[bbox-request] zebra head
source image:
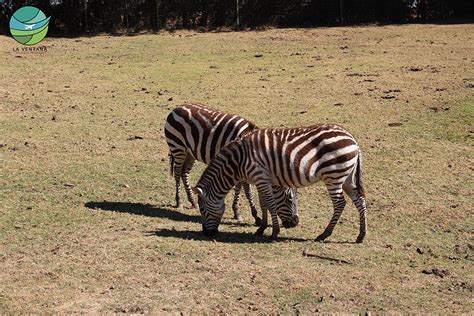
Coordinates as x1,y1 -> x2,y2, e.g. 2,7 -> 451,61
192,186 -> 225,237
273,187 -> 299,228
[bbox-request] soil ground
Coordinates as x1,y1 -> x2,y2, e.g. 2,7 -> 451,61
1,24 -> 473,313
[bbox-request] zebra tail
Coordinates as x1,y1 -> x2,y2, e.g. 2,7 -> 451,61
356,151 -> 366,198
169,153 -> 175,177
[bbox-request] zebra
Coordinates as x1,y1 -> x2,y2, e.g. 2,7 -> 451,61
192,124 -> 367,243
164,102 -> 299,227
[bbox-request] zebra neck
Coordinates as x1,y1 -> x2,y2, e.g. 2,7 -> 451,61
203,152 -> 241,202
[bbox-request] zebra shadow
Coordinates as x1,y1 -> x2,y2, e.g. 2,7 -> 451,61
84,201 -> 201,223
147,228 -> 308,244
85,201 -> 259,227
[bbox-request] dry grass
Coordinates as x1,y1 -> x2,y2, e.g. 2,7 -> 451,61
1,24 -> 473,313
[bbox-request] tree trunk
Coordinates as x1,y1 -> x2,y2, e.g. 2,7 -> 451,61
84,0 -> 88,32
156,0 -> 160,30
236,0 -> 240,29
339,0 -> 344,25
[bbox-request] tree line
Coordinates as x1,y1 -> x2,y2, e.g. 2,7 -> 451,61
1,0 -> 472,35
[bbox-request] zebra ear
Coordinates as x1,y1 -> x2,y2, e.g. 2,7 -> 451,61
192,186 -> 203,196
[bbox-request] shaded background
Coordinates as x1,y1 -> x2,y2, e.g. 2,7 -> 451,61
0,0 -> 473,35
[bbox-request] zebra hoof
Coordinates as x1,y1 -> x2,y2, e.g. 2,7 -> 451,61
254,217 -> 262,227
270,232 -> 280,241
268,236 -> 278,243
315,234 -> 328,242
175,203 -> 183,210
254,227 -> 266,236
355,235 -> 365,243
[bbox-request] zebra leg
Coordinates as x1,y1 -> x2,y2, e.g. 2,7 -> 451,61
315,183 -> 346,242
343,183 -> 368,243
181,154 -> 197,209
243,182 -> 262,226
172,154 -> 186,209
232,182 -> 244,222
255,182 -> 280,240
254,207 -> 268,236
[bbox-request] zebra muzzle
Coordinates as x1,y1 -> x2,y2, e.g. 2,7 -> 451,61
202,225 -> 218,237
292,215 -> 300,227
282,215 -> 300,228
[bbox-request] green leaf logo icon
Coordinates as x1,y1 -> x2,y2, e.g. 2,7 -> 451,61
9,6 -> 50,46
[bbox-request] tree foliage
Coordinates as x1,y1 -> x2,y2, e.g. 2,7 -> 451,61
0,0 -> 472,35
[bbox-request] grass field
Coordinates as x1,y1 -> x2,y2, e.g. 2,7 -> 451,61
1,24 -> 473,313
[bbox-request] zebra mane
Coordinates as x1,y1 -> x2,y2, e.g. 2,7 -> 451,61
218,137 -> 244,155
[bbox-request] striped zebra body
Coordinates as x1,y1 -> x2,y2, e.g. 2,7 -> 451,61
193,124 -> 367,242
164,102 -> 298,226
